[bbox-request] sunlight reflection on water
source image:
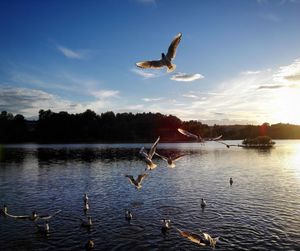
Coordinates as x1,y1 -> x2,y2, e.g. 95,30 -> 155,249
0,141 -> 299,250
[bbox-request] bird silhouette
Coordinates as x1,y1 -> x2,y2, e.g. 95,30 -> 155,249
136,33 -> 182,73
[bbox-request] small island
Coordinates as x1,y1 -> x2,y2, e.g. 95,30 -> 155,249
240,136 -> 276,149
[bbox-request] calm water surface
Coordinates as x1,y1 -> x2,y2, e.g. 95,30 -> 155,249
0,141 -> 299,250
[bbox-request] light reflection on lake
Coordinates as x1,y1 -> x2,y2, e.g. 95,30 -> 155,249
0,141 -> 299,250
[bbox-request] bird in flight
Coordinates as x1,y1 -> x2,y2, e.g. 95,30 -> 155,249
125,173 -> 148,189
139,136 -> 160,170
178,128 -> 222,142
136,33 -> 182,73
155,152 -> 185,168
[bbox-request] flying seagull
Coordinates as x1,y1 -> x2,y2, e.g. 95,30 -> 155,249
136,33 -> 182,73
178,128 -> 223,143
155,152 -> 185,168
139,136 -> 160,170
2,206 -> 61,221
125,173 -> 148,189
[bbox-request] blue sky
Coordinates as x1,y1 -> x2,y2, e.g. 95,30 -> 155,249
1,0 -> 300,124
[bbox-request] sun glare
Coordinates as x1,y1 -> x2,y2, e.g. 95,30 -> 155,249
271,88 -> 300,124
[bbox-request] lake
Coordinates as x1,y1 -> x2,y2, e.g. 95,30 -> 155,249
0,141 -> 299,250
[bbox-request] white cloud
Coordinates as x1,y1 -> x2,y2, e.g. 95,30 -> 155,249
170,72 -> 204,82
241,70 -> 262,75
57,45 -> 85,59
92,90 -> 119,99
274,59 -> 300,82
142,97 -> 163,102
182,94 -> 198,99
131,68 -> 158,79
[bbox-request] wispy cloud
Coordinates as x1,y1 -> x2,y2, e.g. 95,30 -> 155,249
92,90 -> 120,99
275,59 -> 300,82
241,70 -> 262,75
131,68 -> 158,79
57,45 -> 86,59
170,72 -> 204,82
142,97 -> 163,102
182,94 -> 198,99
260,13 -> 280,22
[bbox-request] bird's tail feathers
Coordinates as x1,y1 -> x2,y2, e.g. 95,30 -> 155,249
167,64 -> 176,72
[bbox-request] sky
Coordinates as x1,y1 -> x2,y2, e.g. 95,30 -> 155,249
1,0 -> 300,125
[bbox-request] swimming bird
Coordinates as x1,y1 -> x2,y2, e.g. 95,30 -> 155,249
35,220 -> 50,235
136,33 -> 182,73
83,193 -> 89,204
161,219 -> 171,233
230,177 -> 233,186
202,232 -> 220,249
84,201 -> 90,213
155,152 -> 185,168
85,240 -> 95,250
125,210 -> 133,221
139,136 -> 160,170
1,205 -> 8,216
176,228 -> 206,246
81,216 -> 92,228
125,173 -> 148,189
201,198 -> 207,208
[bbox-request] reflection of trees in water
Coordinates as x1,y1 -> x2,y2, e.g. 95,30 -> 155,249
36,148 -> 140,163
0,147 -> 26,164
35,147 -> 200,163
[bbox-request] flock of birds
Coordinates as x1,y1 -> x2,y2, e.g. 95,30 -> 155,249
1,33 -> 236,250
123,127 -> 234,249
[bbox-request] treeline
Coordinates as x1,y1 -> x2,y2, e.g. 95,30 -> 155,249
1,110 -> 300,143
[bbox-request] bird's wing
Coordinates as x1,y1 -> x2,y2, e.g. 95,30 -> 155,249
39,210 -> 61,220
166,33 -> 182,61
5,213 -> 30,219
139,147 -> 148,158
178,128 -> 198,140
205,135 -> 223,141
136,60 -> 165,69
148,136 -> 160,159
155,152 -> 168,162
216,141 -> 230,148
173,155 -> 185,162
137,173 -> 148,183
125,175 -> 135,185
177,228 -> 205,246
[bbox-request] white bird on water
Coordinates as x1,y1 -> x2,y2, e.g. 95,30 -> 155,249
125,210 -> 133,221
35,220 -> 50,234
81,216 -> 92,228
161,219 -> 171,232
201,198 -> 207,208
139,136 -> 160,170
83,193 -> 89,204
136,33 -> 182,73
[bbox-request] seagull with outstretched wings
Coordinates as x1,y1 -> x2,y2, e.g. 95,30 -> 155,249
155,152 -> 185,168
125,173 -> 148,189
139,136 -> 160,170
136,33 -> 182,73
